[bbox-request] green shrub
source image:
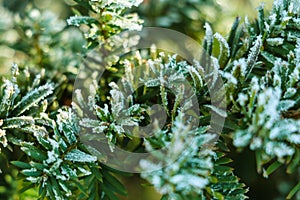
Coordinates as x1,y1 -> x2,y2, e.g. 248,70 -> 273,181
0,0 -> 299,199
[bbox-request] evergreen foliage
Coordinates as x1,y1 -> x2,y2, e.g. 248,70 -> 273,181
0,0 -> 299,199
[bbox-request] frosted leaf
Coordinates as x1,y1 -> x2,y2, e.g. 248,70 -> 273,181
250,77 -> 260,94
0,80 -> 18,117
265,142 -> 295,158
80,118 -> 102,128
21,168 -> 41,177
59,182 -> 72,197
292,18 -> 300,25
246,35 -> 262,79
144,79 -> 160,87
139,160 -> 163,172
288,64 -> 300,87
288,134 -> 300,144
109,13 -> 143,31
273,74 -> 282,87
64,149 -> 97,163
2,116 -> 34,130
214,33 -> 230,55
61,165 -> 77,179
232,58 -> 247,79
52,186 -> 63,200
284,88 -> 297,98
270,120 -> 298,140
204,23 -> 213,51
278,100 -> 295,111
233,130 -> 252,147
57,109 -> 78,145
237,93 -> 248,107
0,129 -> 7,149
26,176 -> 42,183
99,0 -> 143,9
269,13 -> 277,26
77,166 -> 92,176
49,159 -> 63,173
92,125 -> 108,134
12,83 -> 54,116
170,174 -> 208,190
45,150 -> 58,164
119,117 -> 139,126
55,174 -> 67,181
193,60 -> 205,77
250,137 -> 263,150
74,89 -> 86,108
140,111 -> 214,197
204,105 -> 227,118
48,138 -> 59,150
214,33 -> 230,65
257,88 -> 281,128
95,104 -> 110,120
109,88 -> 125,118
266,38 -> 284,46
205,57 -> 220,89
293,40 -> 300,67
187,65 -> 203,88
222,72 -> 238,85
110,123 -> 124,134
67,16 -> 96,27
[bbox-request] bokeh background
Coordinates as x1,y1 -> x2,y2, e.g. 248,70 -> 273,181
1,0 -> 297,200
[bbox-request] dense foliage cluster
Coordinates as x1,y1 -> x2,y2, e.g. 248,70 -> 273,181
0,0 -> 299,199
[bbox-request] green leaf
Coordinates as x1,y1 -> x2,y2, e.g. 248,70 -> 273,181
287,182 -> 300,199
91,167 -> 103,182
102,170 -> 127,195
257,4 -> 265,35
30,162 -> 47,171
11,161 -> 31,169
216,157 -> 233,165
101,184 -> 119,200
73,180 -> 89,197
19,183 -> 36,194
287,149 -> 300,174
263,161 -> 282,178
227,17 -> 241,51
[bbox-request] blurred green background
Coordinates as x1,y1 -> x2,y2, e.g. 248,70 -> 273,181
0,0 -> 272,75
1,0 -> 296,200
